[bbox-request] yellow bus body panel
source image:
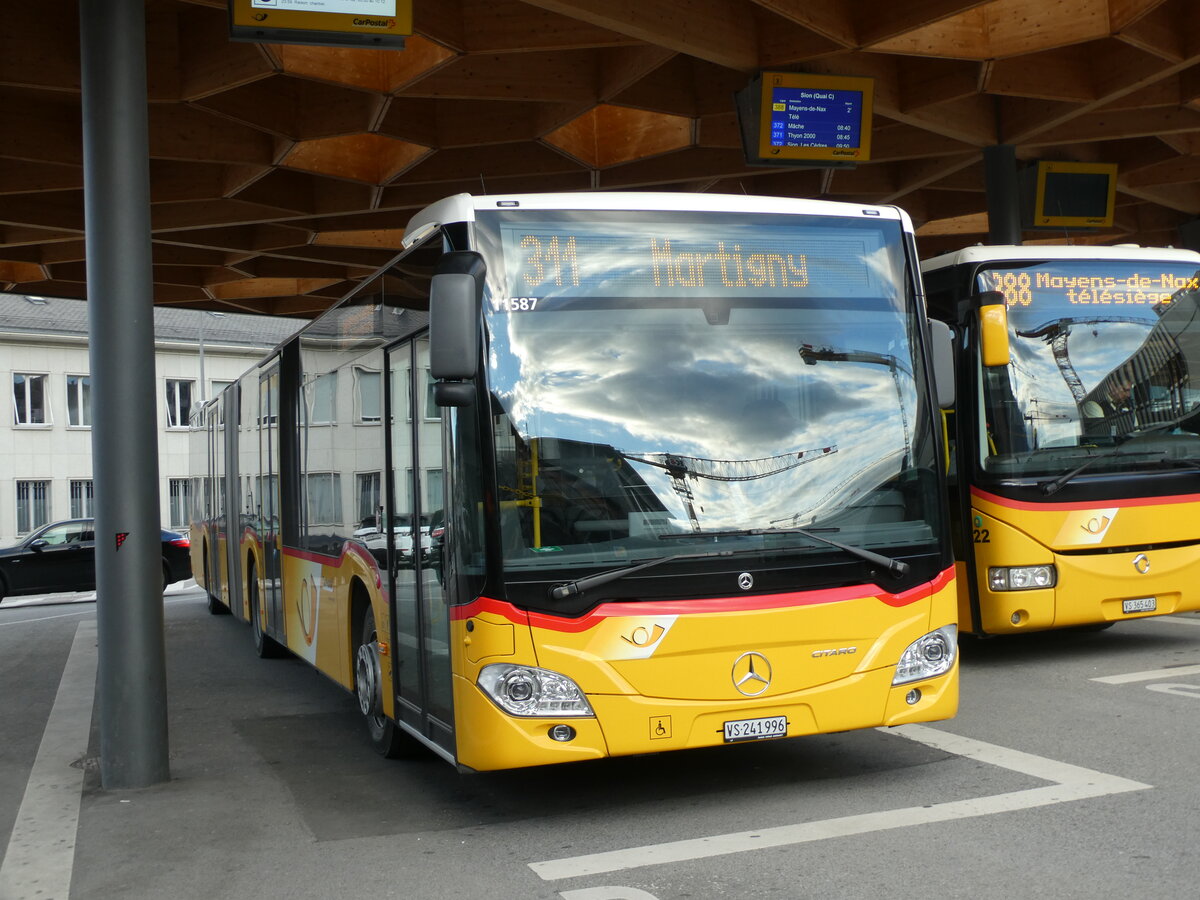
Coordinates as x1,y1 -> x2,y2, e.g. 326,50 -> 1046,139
969,488 -> 1200,632
280,547 -> 385,693
451,572 -> 958,772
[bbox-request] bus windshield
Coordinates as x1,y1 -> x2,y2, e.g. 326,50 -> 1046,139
976,260 -> 1200,479
473,208 -> 943,582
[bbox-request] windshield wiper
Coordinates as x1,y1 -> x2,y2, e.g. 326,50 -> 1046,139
660,526 -> 910,577
1040,448 -> 1168,496
548,550 -> 733,601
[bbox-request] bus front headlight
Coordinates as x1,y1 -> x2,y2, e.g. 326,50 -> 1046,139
893,625 -> 957,685
477,664 -> 594,717
988,564 -> 1056,591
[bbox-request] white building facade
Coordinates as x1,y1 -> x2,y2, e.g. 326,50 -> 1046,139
1,294 -> 305,545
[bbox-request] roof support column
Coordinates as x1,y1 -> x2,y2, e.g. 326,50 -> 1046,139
984,144 -> 1022,245
79,0 -> 170,788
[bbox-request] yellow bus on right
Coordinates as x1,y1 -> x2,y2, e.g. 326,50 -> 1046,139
921,244 -> 1200,635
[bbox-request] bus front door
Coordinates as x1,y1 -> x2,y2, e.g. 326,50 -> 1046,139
387,338 -> 454,758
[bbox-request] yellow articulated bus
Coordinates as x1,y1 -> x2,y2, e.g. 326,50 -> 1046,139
921,244 -> 1200,636
191,192 -> 959,772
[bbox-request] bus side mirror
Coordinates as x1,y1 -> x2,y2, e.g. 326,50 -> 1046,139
927,319 -> 955,409
976,291 -> 1011,367
430,251 -> 486,407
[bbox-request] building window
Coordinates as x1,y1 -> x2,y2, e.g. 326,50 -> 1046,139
304,372 -> 336,425
70,480 -> 95,518
355,367 -> 381,423
304,473 -> 341,526
169,478 -> 191,529
425,468 -> 444,514
423,368 -> 440,420
17,480 -> 50,533
66,375 -> 92,427
356,472 -> 381,527
165,379 -> 194,428
13,373 -> 49,425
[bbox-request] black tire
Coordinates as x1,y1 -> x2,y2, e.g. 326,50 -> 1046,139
162,561 -> 171,594
202,554 -> 229,615
249,564 -> 285,659
355,605 -> 417,758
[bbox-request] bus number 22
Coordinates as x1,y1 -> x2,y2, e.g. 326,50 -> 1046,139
973,528 -> 990,543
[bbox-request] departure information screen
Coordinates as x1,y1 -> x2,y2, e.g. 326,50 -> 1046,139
490,216 -> 898,308
978,262 -> 1200,309
767,87 -> 863,151
753,72 -> 873,163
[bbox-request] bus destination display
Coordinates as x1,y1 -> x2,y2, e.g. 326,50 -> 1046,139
981,265 -> 1200,309
495,221 -> 890,308
755,73 -> 873,163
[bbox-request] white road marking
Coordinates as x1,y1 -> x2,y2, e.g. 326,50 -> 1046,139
0,609 -> 97,629
1146,683 -> 1200,698
0,593 -> 96,608
1091,663 -> 1200,684
529,723 -> 1149,881
0,620 -> 98,899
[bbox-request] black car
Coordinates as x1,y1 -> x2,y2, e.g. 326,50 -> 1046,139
0,519 -> 192,604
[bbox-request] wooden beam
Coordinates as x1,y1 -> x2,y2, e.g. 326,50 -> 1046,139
606,55 -> 700,117
519,0 -> 759,71
1121,155 -> 1200,187
0,192 -> 85,233
750,0 -> 856,47
877,152 -> 981,203
460,0 -> 639,52
312,229 -> 406,250
1022,106 -> 1200,146
983,46 -> 1095,102
401,142 -> 587,184
0,160 -> 82,195
595,147 -> 762,188
898,58 -> 982,111
985,0 -> 1110,58
148,105 -> 277,165
0,91 -> 83,167
1113,0 -> 1185,61
404,51 -> 600,102
194,77 -> 385,142
1005,42 -> 1200,144
0,7 -> 79,92
599,44 -> 678,101
1118,181 -> 1200,214
854,0 -> 994,48
756,14 -> 848,67
1109,0 -> 1172,31
176,2 -> 277,101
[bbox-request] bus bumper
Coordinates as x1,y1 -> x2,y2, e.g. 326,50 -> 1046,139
452,662 -> 958,772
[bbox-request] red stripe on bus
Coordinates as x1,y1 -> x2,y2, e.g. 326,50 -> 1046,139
452,566 -> 954,632
971,486 -> 1200,512
281,543 -> 383,589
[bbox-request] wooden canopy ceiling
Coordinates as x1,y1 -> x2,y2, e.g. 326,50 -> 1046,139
3,0 -> 1200,316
